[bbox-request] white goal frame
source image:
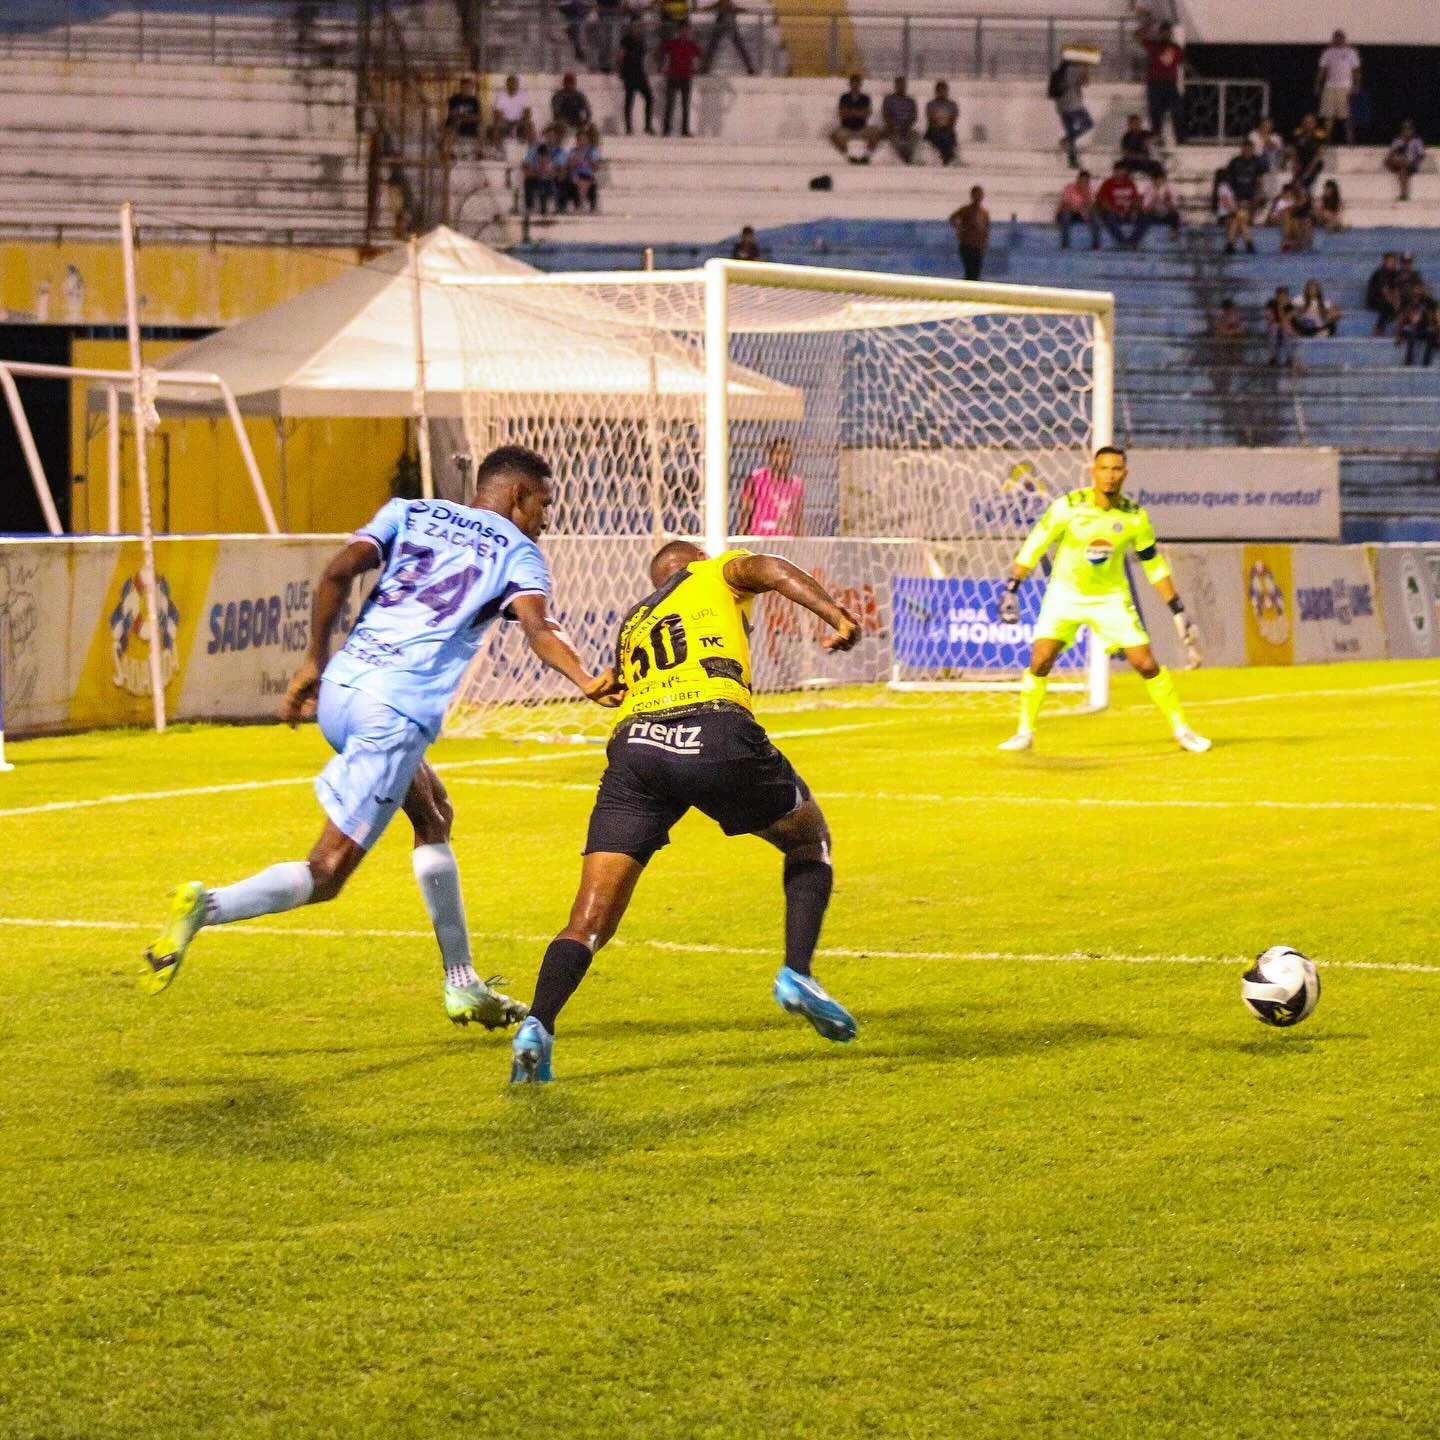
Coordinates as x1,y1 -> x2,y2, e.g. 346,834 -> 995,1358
439,256 -> 1117,727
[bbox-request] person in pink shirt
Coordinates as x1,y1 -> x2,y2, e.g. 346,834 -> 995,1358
738,438 -> 804,535
1056,169 -> 1100,250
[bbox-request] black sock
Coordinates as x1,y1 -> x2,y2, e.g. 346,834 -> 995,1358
782,855 -> 833,977
530,937 -> 593,1034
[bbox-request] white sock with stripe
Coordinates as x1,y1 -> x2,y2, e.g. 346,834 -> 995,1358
205,861 -> 314,925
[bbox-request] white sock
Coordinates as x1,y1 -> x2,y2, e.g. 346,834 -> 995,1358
412,843 -> 473,979
205,861 -> 314,925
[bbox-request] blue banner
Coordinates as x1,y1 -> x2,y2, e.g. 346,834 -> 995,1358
890,576 -> 1084,672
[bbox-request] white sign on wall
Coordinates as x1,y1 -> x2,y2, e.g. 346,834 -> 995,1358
1126,449 -> 1340,541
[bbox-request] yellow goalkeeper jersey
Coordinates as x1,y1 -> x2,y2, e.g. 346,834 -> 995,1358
614,549 -> 756,720
1014,487 -> 1169,597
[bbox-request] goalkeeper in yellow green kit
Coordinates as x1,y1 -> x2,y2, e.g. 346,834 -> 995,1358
996,446 -> 1210,753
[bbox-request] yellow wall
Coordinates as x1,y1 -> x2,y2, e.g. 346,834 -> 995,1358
1,240 -> 370,328
72,339 -> 405,536
0,240 -> 409,534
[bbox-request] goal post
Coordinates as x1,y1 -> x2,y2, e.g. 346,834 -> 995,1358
440,259 -> 1115,739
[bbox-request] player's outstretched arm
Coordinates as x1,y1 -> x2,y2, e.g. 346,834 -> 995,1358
282,539 -> 381,726
723,553 -> 861,651
510,593 -> 622,705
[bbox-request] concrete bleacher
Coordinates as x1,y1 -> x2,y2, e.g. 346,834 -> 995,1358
0,56 -> 368,242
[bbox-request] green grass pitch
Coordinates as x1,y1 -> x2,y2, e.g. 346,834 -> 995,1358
2,660 -> 1438,1439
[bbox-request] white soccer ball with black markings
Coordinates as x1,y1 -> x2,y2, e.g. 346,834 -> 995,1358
1241,946 -> 1321,1028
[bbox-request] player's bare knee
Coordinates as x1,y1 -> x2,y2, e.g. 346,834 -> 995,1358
1130,648 -> 1160,679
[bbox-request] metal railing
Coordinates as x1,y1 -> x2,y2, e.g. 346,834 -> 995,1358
0,0 -> 363,66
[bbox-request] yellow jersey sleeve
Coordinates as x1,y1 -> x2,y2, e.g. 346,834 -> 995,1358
615,549 -> 757,719
1133,506 -> 1172,584
1014,496 -> 1067,570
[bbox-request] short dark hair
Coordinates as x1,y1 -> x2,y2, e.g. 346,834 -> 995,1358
475,444 -> 551,491
1094,445 -> 1126,460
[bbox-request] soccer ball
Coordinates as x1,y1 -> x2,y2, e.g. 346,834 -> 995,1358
1240,946 -> 1321,1028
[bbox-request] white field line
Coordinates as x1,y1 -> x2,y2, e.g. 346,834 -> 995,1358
0,720 -> 898,821
4,914 -> 1437,975
448,776 -> 1436,813
0,677 -> 1432,821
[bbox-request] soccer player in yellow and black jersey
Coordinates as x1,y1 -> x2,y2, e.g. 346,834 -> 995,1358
510,541 -> 862,1083
996,445 -> 1210,754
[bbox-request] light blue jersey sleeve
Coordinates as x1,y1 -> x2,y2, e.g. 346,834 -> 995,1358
324,500 -> 553,738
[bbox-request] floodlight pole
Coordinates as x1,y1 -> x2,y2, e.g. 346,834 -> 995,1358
121,201 -> 167,734
1086,303 -> 1117,713
702,259 -> 730,553
410,235 -> 435,501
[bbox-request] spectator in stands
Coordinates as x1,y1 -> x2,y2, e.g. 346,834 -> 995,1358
1385,121 -> 1425,202
488,74 -> 534,148
618,18 -> 654,135
551,129 -> 577,212
1096,161 -> 1146,250
924,81 -> 960,166
1137,18 -> 1185,147
1366,251 -> 1402,334
1290,114 -> 1327,190
1314,29 -> 1361,146
831,74 -> 874,162
1212,167 -> 1236,230
1293,279 -> 1340,337
1118,114 -> 1163,179
701,0 -> 754,75
1142,167 -> 1182,239
662,20 -> 704,138
1222,139 -> 1264,254
737,438 -> 804,535
1272,181 -> 1314,252
551,72 -> 593,136
1265,285 -> 1297,366
731,225 -> 762,260
442,76 -> 481,158
594,0 -> 624,71
1211,298 -> 1246,340
1248,116 -> 1285,205
523,126 -> 561,214
1395,287 -> 1439,367
568,125 -> 602,212
1051,57 -> 1093,169
874,77 -> 919,164
1056,170 -> 1100,250
1318,178 -> 1344,230
556,0 -> 592,65
949,186 -> 991,280
658,0 -> 690,46
1397,252 -> 1425,299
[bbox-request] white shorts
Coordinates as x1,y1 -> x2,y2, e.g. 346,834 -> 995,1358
315,680 -> 430,850
1319,87 -> 1350,122
1034,585 -> 1151,652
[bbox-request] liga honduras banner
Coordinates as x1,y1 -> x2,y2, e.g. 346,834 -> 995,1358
890,576 -> 1084,674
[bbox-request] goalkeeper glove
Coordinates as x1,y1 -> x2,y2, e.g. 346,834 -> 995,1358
1168,597 -> 1203,668
997,577 -> 1021,625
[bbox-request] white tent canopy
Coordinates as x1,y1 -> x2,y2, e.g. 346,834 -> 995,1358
150,227 -> 802,422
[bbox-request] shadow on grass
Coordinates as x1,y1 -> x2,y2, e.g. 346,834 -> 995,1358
1192,1029 -> 1364,1058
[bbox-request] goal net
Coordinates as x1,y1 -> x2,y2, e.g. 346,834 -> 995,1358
442,261 -> 1114,740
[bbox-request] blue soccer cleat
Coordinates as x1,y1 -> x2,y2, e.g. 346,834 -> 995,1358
774,966 -> 857,1043
510,1016 -> 554,1083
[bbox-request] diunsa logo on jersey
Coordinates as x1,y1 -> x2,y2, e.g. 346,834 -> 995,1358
1084,538 -> 1115,565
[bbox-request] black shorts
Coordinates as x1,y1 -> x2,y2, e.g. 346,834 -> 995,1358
584,702 -> 811,864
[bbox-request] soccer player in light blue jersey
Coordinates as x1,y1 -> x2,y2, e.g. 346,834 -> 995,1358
142,445 -> 621,1027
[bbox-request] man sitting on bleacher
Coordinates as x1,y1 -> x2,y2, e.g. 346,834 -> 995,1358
1056,170 -> 1100,250
551,73 -> 593,138
487,75 -> 534,149
1096,162 -> 1147,250
830,74 -> 873,162
875,76 -> 919,165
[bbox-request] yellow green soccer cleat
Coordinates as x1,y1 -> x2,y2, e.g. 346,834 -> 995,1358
444,975 -> 529,1029
141,881 -> 207,994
